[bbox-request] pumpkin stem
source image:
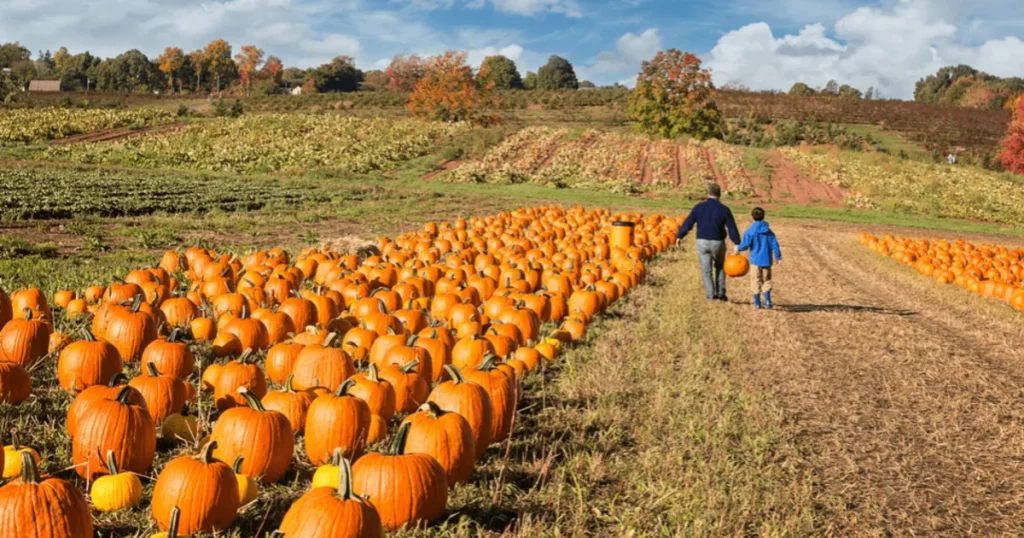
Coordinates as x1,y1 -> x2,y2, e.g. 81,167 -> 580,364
478,354 -> 499,371
406,334 -> 419,346
115,385 -> 134,404
19,451 -> 39,484
283,374 -> 296,393
390,421 -> 412,456
107,372 -> 128,387
106,450 -> 120,475
10,430 -> 20,450
323,332 -> 338,348
21,308 -> 32,321
443,364 -> 465,384
337,456 -> 361,502
400,359 -> 420,375
238,387 -> 266,412
130,294 -> 144,313
335,378 -> 357,397
367,364 -> 380,383
167,506 -> 181,538
329,447 -> 343,466
81,328 -> 96,342
197,441 -> 218,463
237,349 -> 254,364
420,401 -> 444,419
167,328 -> 182,344
145,362 -> 161,377
232,455 -> 245,474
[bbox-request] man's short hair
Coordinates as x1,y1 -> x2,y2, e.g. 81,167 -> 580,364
707,183 -> 722,198
752,207 -> 765,221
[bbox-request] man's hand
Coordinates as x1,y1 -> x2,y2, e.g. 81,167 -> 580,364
675,238 -> 685,249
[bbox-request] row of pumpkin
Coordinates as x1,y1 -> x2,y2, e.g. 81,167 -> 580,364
0,206 -> 680,537
858,232 -> 1024,309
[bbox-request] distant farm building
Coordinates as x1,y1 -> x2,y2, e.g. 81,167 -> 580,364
290,86 -> 303,96
28,80 -> 62,92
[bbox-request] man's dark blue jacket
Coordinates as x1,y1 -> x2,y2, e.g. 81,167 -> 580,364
676,197 -> 742,244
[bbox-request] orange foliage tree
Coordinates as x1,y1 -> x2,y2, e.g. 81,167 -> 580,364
235,45 -> 264,96
626,49 -> 722,140
1000,97 -> 1024,175
156,47 -> 185,92
407,51 -> 497,124
386,54 -> 426,92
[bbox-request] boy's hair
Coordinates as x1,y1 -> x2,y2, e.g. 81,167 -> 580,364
751,207 -> 765,221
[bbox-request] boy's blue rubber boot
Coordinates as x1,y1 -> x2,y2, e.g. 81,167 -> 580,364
764,291 -> 773,309
753,294 -> 762,309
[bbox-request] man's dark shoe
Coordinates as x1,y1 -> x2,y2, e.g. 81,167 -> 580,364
718,295 -> 728,302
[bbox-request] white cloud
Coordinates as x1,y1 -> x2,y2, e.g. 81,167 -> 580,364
466,0 -> 582,18
467,44 -> 525,66
577,28 -> 661,84
707,0 -> 1024,99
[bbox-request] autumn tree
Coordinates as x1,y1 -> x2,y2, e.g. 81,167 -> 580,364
187,49 -> 206,92
789,82 -> 816,96
362,70 -> 388,91
536,56 -> 578,90
407,51 -> 496,124
477,55 -> 522,90
261,56 -> 284,85
157,47 -> 185,92
1000,97 -> 1024,175
385,54 -> 426,92
204,39 -> 234,94
626,49 -> 722,140
235,45 -> 264,95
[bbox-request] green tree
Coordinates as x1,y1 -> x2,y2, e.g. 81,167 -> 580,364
310,56 -> 363,92
523,71 -> 538,90
536,55 -> 578,90
477,55 -> 523,90
626,49 -> 722,140
96,49 -> 158,92
579,80 -> 596,89
0,42 -> 31,69
838,84 -> 863,99
788,82 -> 816,96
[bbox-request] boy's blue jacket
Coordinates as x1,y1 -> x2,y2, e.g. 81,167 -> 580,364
736,221 -> 782,267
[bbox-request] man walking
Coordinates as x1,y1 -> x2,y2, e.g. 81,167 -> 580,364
675,183 -> 742,301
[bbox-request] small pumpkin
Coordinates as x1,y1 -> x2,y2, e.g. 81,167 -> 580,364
0,309 -> 51,369
130,362 -> 189,425
105,295 -> 158,363
261,374 -> 315,435
212,387 -> 295,484
291,334 -> 356,392
0,452 -> 94,538
90,450 -> 143,512
2,432 -> 41,479
351,421 -> 448,531
232,456 -> 259,506
140,329 -> 194,381
213,351 -> 268,412
347,364 -> 397,422
724,255 -> 750,278
304,379 -> 371,464
401,401 -> 476,486
264,342 -> 304,385
378,360 -> 430,414
151,441 -> 240,534
279,455 -> 383,538
163,402 -> 202,444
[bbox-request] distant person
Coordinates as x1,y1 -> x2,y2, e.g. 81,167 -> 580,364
735,207 -> 782,309
676,183 -> 742,301
947,153 -> 956,165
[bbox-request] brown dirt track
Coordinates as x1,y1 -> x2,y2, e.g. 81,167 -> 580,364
735,222 -> 1024,536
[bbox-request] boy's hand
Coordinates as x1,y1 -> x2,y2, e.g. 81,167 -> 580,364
775,259 -> 782,268
733,247 -> 740,254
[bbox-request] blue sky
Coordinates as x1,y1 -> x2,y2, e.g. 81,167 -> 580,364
1,0 -> 1023,98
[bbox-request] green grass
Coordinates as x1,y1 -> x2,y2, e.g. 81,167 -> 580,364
842,124 -> 931,161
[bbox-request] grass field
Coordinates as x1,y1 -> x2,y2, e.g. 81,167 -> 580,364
2,103 -> 1024,537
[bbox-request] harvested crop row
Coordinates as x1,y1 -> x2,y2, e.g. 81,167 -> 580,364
0,206 -> 680,536
859,232 -> 1024,309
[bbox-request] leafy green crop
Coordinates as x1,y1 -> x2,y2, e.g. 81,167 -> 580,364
0,108 -> 171,145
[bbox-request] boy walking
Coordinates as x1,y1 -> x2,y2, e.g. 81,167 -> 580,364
734,207 -> 782,309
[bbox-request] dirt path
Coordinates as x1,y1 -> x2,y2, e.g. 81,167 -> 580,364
737,223 -> 1024,536
51,122 -> 186,145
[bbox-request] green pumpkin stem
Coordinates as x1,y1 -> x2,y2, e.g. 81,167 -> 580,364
400,359 -> 420,375
478,354 -> 499,371
21,308 -> 32,321
167,328 -> 182,344
420,401 -> 444,419
337,457 -> 361,502
390,421 -> 412,456
367,364 -> 380,383
130,294 -> 144,313
329,447 -> 343,467
106,450 -> 120,475
20,451 -> 39,484
232,455 -> 245,474
335,378 -> 357,397
237,349 -> 254,364
167,506 -> 181,538
115,385 -> 134,404
108,372 -> 128,387
197,441 -> 218,463
323,332 -> 338,348
10,430 -> 20,450
238,388 -> 266,412
145,362 -> 161,377
443,364 -> 465,384
406,335 -> 419,346
283,374 -> 296,393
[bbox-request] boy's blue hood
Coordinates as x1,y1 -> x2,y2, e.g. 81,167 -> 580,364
748,221 -> 771,235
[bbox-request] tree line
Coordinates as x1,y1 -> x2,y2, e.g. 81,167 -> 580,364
0,40 -> 595,99
914,65 -> 1024,113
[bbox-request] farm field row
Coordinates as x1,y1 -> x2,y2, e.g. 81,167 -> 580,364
0,108 -> 172,146
0,206 -> 685,536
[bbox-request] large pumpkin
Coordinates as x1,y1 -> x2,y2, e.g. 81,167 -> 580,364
723,255 -> 750,278
151,442 -> 240,534
460,355 -> 517,443
351,422 -> 448,531
0,452 -> 93,538
71,385 -> 156,480
0,309 -> 50,369
65,374 -> 146,439
261,374 -> 314,435
212,388 -> 294,484
0,361 -> 31,405
279,456 -> 383,538
304,379 -> 371,464
104,296 -> 158,363
401,402 -> 475,486
57,334 -> 122,392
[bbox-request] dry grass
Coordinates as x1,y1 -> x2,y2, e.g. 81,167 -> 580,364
738,223 -> 1024,536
